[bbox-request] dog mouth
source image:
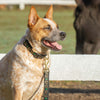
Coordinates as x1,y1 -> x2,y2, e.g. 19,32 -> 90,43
42,39 -> 62,51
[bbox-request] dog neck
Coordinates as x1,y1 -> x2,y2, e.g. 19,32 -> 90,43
25,28 -> 50,56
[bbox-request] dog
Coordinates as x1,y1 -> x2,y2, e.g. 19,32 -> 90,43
0,5 -> 66,100
74,0 -> 100,54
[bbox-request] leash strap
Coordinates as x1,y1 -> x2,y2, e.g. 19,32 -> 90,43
44,68 -> 49,100
43,56 -> 50,100
28,76 -> 44,100
23,39 -> 50,100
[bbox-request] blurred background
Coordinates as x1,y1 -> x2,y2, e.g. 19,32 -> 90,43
0,0 -> 76,54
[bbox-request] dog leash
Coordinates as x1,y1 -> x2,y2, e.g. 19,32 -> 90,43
23,39 -> 50,100
28,56 -> 50,100
43,55 -> 50,100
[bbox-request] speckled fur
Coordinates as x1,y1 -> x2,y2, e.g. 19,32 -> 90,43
0,30 -> 50,100
0,6 -> 54,100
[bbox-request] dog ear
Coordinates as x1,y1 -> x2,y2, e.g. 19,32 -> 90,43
45,5 -> 53,20
75,0 -> 83,5
28,6 -> 39,27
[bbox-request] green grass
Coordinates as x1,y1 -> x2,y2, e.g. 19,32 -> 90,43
0,5 -> 76,54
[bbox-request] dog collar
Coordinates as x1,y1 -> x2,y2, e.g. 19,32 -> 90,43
23,39 -> 47,59
23,40 -> 50,100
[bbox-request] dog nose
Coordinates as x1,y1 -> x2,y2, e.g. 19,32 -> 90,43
60,32 -> 66,39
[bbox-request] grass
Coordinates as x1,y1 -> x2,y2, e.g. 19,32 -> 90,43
0,5 -> 76,54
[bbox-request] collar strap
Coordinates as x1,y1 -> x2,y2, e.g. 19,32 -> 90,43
23,39 -> 47,59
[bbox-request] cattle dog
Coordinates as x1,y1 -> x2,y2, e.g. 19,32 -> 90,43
0,5 -> 66,100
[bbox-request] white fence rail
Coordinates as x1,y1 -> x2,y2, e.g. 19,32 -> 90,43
0,54 -> 100,81
0,0 -> 76,10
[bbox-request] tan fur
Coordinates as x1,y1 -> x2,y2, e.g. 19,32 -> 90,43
45,5 -> 53,20
0,5 -> 53,100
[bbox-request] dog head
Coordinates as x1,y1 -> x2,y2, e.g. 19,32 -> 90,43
28,5 -> 66,51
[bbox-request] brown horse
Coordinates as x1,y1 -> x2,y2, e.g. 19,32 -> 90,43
74,0 -> 100,54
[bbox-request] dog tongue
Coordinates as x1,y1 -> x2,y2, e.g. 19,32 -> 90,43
44,40 -> 62,50
50,42 -> 62,50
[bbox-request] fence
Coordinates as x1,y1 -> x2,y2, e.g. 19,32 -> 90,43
0,0 -> 76,10
0,54 -> 100,81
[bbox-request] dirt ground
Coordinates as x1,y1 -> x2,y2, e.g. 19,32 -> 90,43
49,81 -> 100,100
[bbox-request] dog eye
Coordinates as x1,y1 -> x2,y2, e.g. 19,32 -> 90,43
44,25 -> 51,30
